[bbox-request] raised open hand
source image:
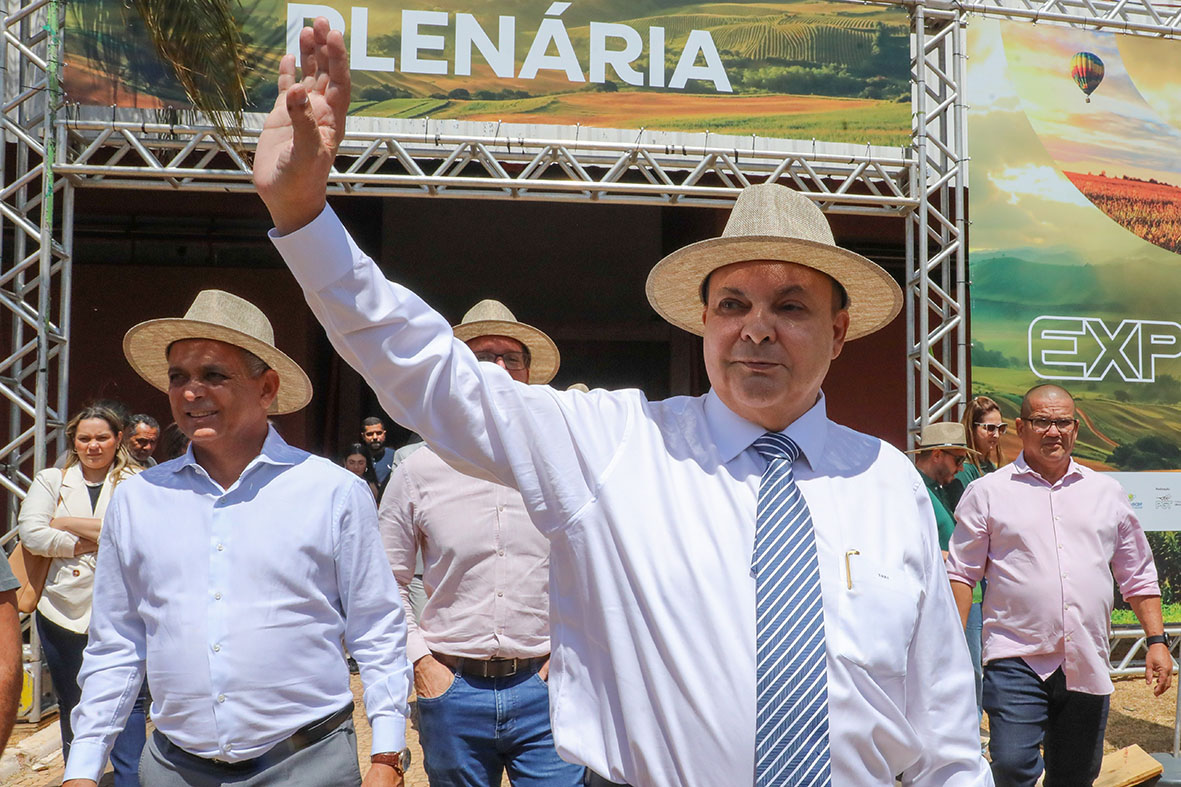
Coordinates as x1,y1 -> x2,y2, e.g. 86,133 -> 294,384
253,17 -> 351,235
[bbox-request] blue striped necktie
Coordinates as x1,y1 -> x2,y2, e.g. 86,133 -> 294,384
751,432 -> 831,786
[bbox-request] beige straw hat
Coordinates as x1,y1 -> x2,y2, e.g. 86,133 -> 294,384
123,289 -> 313,415
452,300 -> 560,384
904,422 -> 981,455
646,182 -> 902,340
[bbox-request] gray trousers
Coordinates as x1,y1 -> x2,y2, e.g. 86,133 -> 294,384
139,720 -> 361,786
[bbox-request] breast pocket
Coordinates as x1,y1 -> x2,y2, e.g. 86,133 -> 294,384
831,578 -> 918,678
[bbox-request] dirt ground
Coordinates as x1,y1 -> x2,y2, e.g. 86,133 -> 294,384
7,675 -> 1178,785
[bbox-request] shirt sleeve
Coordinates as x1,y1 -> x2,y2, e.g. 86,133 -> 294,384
0,551 -> 19,592
270,205 -> 630,535
377,463 -> 431,664
901,480 -> 993,786
63,491 -> 148,783
946,481 -> 990,588
1110,485 -> 1160,600
17,469 -> 79,558
335,477 -> 413,755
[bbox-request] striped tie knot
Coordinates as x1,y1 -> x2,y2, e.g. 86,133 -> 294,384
752,432 -> 801,465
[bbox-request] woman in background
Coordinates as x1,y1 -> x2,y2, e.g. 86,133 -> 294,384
18,404 -> 147,785
343,442 -> 380,501
948,394 -> 1008,727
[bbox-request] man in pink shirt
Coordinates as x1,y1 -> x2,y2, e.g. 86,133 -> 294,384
947,383 -> 1172,786
378,300 -> 584,787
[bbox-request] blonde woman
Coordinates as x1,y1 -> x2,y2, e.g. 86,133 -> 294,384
18,405 -> 145,785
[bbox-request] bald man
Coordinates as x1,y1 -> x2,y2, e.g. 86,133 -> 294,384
947,384 -> 1170,787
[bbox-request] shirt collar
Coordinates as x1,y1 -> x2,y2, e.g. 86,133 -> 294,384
168,425 -> 299,477
919,468 -> 940,491
1010,451 -> 1084,485
705,389 -> 829,469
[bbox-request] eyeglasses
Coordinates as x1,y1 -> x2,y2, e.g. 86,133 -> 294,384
474,351 -> 530,371
974,422 -> 1007,435
1025,417 -> 1078,434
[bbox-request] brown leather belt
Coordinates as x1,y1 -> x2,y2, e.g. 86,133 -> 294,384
433,651 -> 548,679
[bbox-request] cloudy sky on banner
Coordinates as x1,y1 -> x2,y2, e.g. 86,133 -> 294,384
965,19 -> 1180,259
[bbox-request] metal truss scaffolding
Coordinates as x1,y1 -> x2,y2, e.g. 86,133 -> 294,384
906,0 -> 1181,440
2,0 -> 69,722
2,0 -> 1180,720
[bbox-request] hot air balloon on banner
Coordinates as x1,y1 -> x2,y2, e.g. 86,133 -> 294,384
1071,52 -> 1104,102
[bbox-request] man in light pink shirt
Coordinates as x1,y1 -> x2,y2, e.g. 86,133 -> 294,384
378,300 -> 583,787
947,383 -> 1171,787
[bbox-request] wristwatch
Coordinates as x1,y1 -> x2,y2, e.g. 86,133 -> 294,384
370,748 -> 412,775
1146,633 -> 1171,649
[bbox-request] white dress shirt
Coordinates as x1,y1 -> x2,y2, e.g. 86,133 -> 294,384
273,206 -> 990,787
64,427 -> 412,782
381,446 -> 551,664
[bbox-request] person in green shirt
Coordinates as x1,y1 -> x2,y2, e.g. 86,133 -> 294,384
907,423 -> 979,554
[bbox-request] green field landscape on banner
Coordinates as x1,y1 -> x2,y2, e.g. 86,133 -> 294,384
64,0 -> 911,144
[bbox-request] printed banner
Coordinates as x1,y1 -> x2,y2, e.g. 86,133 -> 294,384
64,0 -> 910,145
967,19 -> 1181,613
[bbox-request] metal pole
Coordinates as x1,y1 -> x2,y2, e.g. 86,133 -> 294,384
913,2 -> 932,435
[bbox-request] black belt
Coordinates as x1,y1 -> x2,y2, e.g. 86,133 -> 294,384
159,701 -> 355,772
433,651 -> 547,679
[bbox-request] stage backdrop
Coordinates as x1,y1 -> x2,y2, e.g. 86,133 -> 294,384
64,0 -> 910,145
967,19 -> 1181,617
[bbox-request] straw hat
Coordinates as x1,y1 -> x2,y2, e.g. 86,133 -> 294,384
123,290 -> 312,415
645,182 -> 902,340
452,300 -> 560,384
904,422 -> 981,455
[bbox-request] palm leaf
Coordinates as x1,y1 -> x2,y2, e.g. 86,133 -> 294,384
126,0 -> 247,149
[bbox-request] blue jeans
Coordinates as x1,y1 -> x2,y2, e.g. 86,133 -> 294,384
983,658 -> 1109,787
966,602 -> 984,720
416,664 -> 585,787
37,612 -> 149,787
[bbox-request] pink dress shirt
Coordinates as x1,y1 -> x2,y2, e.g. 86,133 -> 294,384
947,453 -> 1159,694
379,445 -> 551,664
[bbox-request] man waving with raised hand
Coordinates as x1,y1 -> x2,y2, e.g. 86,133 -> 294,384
255,19 -> 991,787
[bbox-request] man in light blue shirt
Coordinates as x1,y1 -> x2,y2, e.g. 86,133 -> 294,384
62,290 -> 412,787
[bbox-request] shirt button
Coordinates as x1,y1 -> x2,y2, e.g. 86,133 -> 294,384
217,544 -> 225,552
214,592 -> 222,600
498,550 -> 505,557
497,505 -> 505,512
497,591 -> 504,597
217,694 -> 226,703
72,569 -> 81,577
225,744 -> 233,752
213,644 -> 222,653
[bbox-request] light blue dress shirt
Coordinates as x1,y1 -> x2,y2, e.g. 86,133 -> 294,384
271,206 -> 991,787
63,427 -> 411,782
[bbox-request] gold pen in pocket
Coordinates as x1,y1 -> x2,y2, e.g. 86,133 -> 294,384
845,549 -> 860,590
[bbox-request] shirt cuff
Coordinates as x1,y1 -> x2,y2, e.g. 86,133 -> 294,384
945,570 -> 977,588
267,204 -> 357,293
62,739 -> 108,783
406,633 -> 431,665
368,714 -> 408,756
1120,579 -> 1162,599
